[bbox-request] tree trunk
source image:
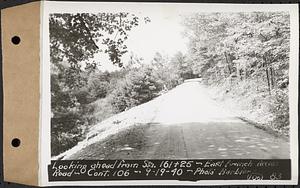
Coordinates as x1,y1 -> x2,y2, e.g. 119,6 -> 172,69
224,52 -> 232,75
270,67 -> 275,88
263,56 -> 271,95
266,68 -> 271,94
256,73 -> 259,91
236,62 -> 243,81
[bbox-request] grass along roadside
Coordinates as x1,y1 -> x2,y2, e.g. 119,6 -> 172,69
204,79 -> 290,138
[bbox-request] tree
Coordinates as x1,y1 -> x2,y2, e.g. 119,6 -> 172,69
183,12 -> 290,90
50,13 -> 149,156
182,12 -> 290,133
110,66 -> 163,112
170,52 -> 195,80
87,71 -> 111,100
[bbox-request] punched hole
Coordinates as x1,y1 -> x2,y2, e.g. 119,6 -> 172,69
11,138 -> 21,147
11,36 -> 21,45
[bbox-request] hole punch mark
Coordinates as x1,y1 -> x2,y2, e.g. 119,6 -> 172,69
11,138 -> 21,147
11,36 -> 21,45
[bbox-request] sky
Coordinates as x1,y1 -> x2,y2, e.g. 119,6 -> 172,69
93,12 -> 189,71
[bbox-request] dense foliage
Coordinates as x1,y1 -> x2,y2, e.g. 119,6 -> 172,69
110,67 -> 162,112
50,13 -> 150,156
183,12 -> 290,133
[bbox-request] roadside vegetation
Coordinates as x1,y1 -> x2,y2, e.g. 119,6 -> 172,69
182,12 -> 290,136
50,12 -> 290,156
50,13 -> 195,156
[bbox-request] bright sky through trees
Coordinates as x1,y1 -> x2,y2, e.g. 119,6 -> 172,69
94,12 -> 188,71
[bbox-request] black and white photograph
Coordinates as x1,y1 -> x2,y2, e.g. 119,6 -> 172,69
40,2 -> 299,185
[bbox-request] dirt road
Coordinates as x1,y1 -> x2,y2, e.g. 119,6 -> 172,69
66,82 -> 289,160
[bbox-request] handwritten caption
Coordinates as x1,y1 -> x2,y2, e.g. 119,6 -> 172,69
48,159 -> 290,181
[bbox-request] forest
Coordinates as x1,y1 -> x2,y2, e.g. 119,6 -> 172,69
183,12 -> 290,134
50,12 -> 290,156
